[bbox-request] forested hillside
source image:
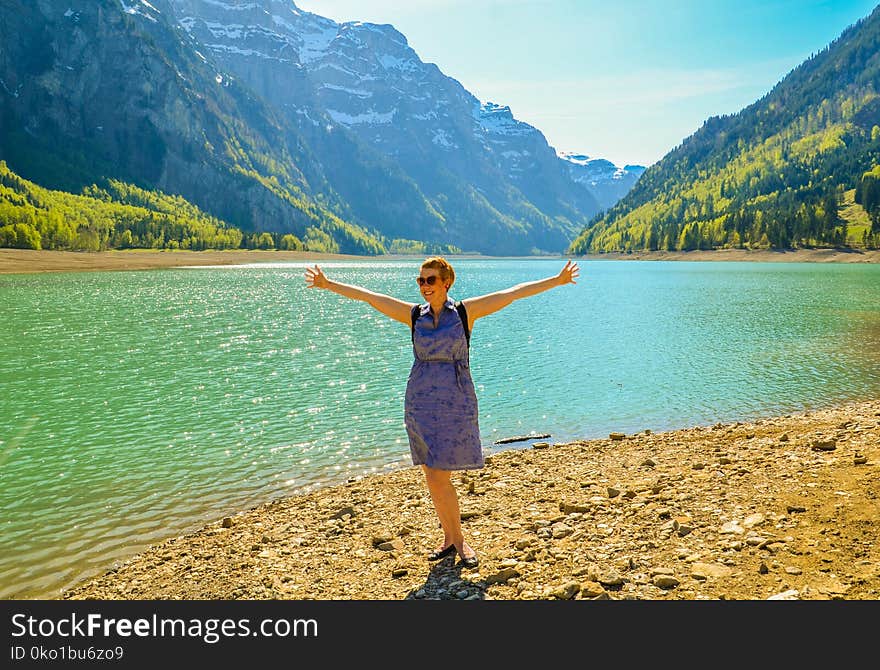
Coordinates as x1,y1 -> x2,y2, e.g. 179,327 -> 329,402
569,6 -> 880,254
0,161 -> 463,255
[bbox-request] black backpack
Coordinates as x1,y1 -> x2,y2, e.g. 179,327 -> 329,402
411,301 -> 470,346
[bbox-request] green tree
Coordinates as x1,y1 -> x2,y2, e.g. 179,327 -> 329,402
0,223 -> 41,249
255,232 -> 275,250
279,233 -> 302,250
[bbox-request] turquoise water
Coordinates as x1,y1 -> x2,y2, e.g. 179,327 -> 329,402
1,258 -> 879,599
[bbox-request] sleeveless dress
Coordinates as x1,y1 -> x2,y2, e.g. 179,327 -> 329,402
405,298 -> 484,470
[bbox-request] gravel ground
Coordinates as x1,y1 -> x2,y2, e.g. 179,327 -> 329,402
62,399 -> 880,601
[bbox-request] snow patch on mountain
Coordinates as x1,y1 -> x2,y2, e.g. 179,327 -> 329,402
378,54 -> 419,73
558,151 -> 644,184
327,108 -> 396,125
120,0 -> 160,22
296,21 -> 338,64
320,83 -> 372,98
474,102 -> 535,137
201,1 -> 261,11
432,129 -> 457,148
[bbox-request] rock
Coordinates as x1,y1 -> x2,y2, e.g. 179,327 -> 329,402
550,522 -> 573,538
854,454 -> 868,465
653,575 -> 680,589
550,581 -> 580,600
812,439 -> 837,451
720,521 -> 745,534
559,502 -> 591,514
329,506 -> 357,520
221,517 -> 233,528
579,581 -> 606,598
743,513 -> 765,528
609,432 -> 626,441
486,567 -> 520,585
767,589 -> 800,600
375,539 -> 405,552
691,563 -> 732,580
598,570 -> 625,587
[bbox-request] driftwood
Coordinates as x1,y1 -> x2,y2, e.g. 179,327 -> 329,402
493,433 -> 551,445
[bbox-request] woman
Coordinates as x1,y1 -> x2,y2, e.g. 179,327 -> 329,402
305,257 -> 579,569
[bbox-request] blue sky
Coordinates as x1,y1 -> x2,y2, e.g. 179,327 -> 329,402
295,0 -> 879,167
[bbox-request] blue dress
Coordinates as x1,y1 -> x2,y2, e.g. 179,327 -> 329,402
405,298 -> 484,470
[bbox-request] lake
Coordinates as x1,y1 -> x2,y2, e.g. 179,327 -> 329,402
1,258 -> 879,599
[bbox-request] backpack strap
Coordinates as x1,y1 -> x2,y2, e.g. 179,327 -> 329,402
455,300 -> 471,347
410,301 -> 471,347
410,304 -> 420,343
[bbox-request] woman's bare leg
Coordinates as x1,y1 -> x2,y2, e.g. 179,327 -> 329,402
422,465 -> 476,559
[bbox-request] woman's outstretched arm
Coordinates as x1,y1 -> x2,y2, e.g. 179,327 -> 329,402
462,260 -> 579,328
305,264 -> 414,325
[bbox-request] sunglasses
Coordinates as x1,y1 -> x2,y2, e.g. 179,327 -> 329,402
417,275 -> 440,286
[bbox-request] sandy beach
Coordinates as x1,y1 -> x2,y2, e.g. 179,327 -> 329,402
588,248 -> 880,263
0,248 -> 377,274
62,398 -> 880,601
1,247 -> 879,274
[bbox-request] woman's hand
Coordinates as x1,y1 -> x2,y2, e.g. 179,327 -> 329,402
557,259 -> 580,285
305,264 -> 330,289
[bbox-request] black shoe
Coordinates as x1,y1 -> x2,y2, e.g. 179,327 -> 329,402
428,544 -> 456,561
457,548 -> 479,569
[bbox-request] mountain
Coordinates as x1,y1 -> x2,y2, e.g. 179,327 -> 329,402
0,0 -> 639,255
162,0 -> 608,254
557,152 -> 646,211
0,0 -> 399,254
568,5 -> 880,254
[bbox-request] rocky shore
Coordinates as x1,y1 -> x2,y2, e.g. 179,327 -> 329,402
62,399 -> 880,601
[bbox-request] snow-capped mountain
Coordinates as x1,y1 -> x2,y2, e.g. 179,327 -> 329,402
558,152 -> 646,211
166,0 -> 616,252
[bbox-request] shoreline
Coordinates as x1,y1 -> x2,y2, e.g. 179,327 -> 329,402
60,396 -> 880,601
585,247 -> 880,263
1,247 -> 878,274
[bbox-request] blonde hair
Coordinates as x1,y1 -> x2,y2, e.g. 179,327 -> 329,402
421,256 -> 455,288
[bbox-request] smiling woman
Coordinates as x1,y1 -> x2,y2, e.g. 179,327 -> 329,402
304,256 -> 579,568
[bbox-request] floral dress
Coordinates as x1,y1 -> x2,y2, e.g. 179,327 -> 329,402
404,298 -> 483,470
